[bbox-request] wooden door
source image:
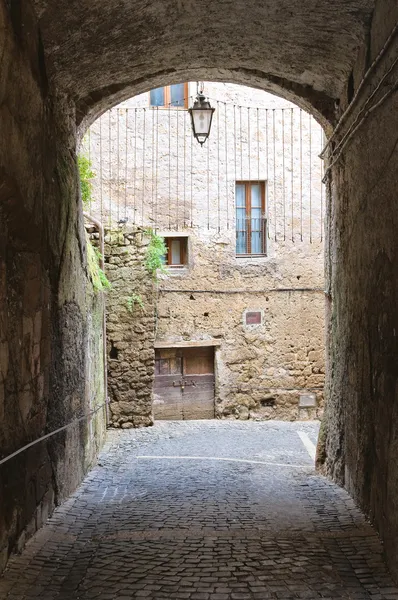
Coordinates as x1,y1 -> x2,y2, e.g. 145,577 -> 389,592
153,348 -> 184,420
153,347 -> 215,420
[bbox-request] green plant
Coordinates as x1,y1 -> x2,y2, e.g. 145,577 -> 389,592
144,229 -> 168,279
94,246 -> 103,263
126,294 -> 145,313
98,268 -> 112,291
86,236 -> 111,292
78,154 -> 95,206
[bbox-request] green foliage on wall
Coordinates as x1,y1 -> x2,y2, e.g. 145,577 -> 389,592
126,294 -> 145,313
78,154 -> 95,206
87,236 -> 111,292
144,229 -> 167,280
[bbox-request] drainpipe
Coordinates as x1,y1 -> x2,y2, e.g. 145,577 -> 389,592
83,212 -> 109,427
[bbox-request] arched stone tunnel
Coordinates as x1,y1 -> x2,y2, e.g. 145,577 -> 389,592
1,0 -> 398,589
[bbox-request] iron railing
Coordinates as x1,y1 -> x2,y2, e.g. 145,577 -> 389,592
236,217 -> 267,256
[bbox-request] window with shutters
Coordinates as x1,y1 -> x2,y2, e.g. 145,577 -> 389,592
149,83 -> 189,108
164,237 -> 188,267
235,181 -> 267,256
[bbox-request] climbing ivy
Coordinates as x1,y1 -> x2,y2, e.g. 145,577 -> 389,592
78,154 -> 95,206
86,236 -> 111,292
144,229 -> 167,279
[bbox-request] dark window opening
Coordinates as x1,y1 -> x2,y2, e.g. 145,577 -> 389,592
236,181 -> 267,256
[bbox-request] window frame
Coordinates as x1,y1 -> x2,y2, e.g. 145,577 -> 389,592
164,236 -> 188,268
235,180 -> 267,257
149,83 -> 189,109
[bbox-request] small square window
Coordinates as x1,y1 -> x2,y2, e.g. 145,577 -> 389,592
164,237 -> 188,267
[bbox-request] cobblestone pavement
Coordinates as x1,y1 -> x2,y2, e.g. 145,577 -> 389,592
1,421 -> 398,600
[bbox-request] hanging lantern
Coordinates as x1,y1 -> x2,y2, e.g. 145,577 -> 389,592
188,93 -> 215,146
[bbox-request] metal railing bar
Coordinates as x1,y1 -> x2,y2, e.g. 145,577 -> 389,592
0,401 -> 107,467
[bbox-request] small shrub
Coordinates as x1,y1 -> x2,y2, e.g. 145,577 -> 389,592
144,229 -> 167,279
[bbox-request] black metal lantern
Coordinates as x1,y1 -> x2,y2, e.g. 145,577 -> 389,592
188,93 -> 215,146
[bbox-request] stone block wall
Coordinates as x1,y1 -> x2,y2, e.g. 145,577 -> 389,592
0,0 -> 106,572
156,233 -> 324,420
321,0 -> 398,580
103,230 -> 155,428
99,226 -> 324,424
157,290 -> 324,420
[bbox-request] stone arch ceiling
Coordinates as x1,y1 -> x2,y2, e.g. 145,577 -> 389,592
33,0 -> 375,127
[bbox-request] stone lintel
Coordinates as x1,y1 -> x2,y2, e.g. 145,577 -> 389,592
154,340 -> 221,349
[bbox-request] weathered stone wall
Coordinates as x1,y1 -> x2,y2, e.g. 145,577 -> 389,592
86,84 -> 325,241
86,85 -> 325,422
156,234 -> 324,420
101,226 -> 324,423
103,230 -> 155,428
0,0 -> 106,572
322,0 -> 398,580
101,230 -> 324,423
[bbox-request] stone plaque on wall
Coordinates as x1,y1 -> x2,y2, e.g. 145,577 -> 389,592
299,394 -> 317,408
245,311 -> 262,325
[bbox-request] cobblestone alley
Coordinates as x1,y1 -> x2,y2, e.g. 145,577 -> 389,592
1,421 -> 398,600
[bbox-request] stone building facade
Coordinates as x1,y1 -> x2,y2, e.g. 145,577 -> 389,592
84,82 -> 325,424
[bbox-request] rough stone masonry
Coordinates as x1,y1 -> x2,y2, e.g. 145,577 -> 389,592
0,0 -> 106,574
102,229 -> 155,428
86,84 -> 325,424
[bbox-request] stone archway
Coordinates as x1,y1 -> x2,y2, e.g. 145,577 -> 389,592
33,0 -> 375,130
1,0 -> 398,581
